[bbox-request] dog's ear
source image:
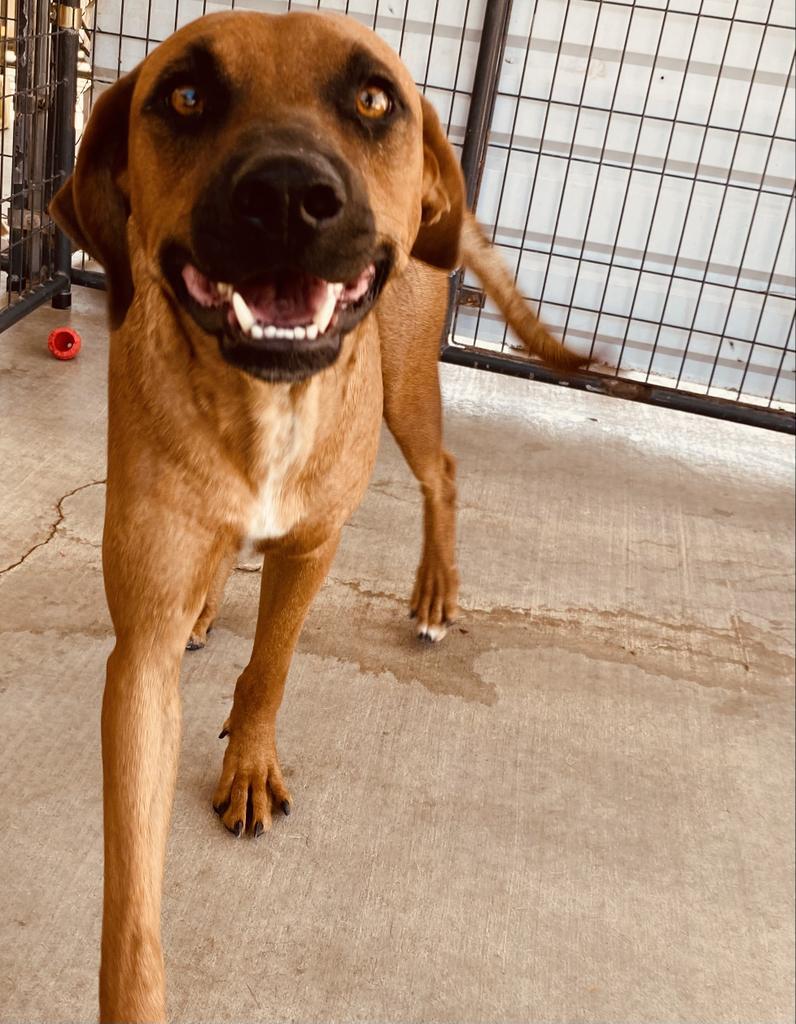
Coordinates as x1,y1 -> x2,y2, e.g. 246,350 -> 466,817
49,69 -> 139,327
411,96 -> 466,271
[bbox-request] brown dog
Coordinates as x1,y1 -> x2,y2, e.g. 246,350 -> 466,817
51,10 -> 581,1022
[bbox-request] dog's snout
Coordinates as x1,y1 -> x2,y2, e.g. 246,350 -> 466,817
232,155 -> 345,238
194,135 -> 376,284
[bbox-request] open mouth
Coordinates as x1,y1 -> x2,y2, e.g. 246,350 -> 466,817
165,247 -> 392,381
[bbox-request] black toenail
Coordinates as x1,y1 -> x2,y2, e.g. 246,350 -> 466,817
281,800 -> 291,816
253,821 -> 264,838
219,728 -> 228,739
233,820 -> 243,838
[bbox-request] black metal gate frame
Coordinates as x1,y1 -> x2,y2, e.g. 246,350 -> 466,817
0,0 -> 78,331
7,0 -> 793,435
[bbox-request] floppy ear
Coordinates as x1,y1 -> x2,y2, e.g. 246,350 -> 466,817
49,70 -> 139,328
411,96 -> 466,272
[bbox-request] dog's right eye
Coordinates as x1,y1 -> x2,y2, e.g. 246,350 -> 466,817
355,83 -> 392,121
169,86 -> 204,117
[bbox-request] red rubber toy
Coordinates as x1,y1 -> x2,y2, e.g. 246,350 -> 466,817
47,327 -> 81,360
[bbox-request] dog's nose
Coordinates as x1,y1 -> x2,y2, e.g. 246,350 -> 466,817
232,155 -> 345,238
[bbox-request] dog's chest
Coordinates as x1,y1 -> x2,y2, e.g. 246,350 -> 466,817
246,387 -> 318,542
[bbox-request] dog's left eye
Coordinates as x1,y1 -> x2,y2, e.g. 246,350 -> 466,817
169,86 -> 204,117
356,83 -> 392,120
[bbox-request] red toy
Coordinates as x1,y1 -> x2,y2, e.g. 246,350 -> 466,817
47,327 -> 81,360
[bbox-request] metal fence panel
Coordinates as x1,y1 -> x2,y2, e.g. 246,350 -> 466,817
86,0 -> 483,148
451,0 -> 795,420
1,0 -> 76,329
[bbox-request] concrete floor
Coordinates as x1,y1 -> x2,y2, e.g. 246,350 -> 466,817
1,286 -> 794,1023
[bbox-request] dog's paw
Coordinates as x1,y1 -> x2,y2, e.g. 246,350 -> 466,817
212,723 -> 291,837
410,557 -> 460,643
186,612 -> 214,651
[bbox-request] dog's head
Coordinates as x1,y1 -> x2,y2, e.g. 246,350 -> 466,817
50,11 -> 465,382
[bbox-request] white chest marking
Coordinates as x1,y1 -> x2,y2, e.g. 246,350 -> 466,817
246,385 -> 318,543
249,473 -> 291,542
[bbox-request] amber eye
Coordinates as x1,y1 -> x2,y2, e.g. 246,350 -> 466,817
169,86 -> 204,116
356,83 -> 392,120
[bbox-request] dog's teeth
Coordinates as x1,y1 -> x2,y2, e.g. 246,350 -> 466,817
313,284 -> 337,336
306,323 -> 319,341
264,325 -> 277,339
232,292 -> 255,333
293,326 -> 306,340
332,283 -> 345,297
251,324 -> 264,340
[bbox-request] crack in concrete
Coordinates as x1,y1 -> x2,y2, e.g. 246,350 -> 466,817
0,479 -> 105,578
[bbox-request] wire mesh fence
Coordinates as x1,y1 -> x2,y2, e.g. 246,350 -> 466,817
3,0 -> 795,430
450,0 -> 795,423
86,1 -> 481,146
0,0 -> 77,328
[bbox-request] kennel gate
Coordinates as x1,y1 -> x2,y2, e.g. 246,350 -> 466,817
0,0 -> 77,328
2,0 -> 794,434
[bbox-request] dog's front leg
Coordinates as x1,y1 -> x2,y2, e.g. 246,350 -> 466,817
99,516 -> 227,1023
100,639 -> 181,1023
213,531 -> 340,836
382,351 -> 459,642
